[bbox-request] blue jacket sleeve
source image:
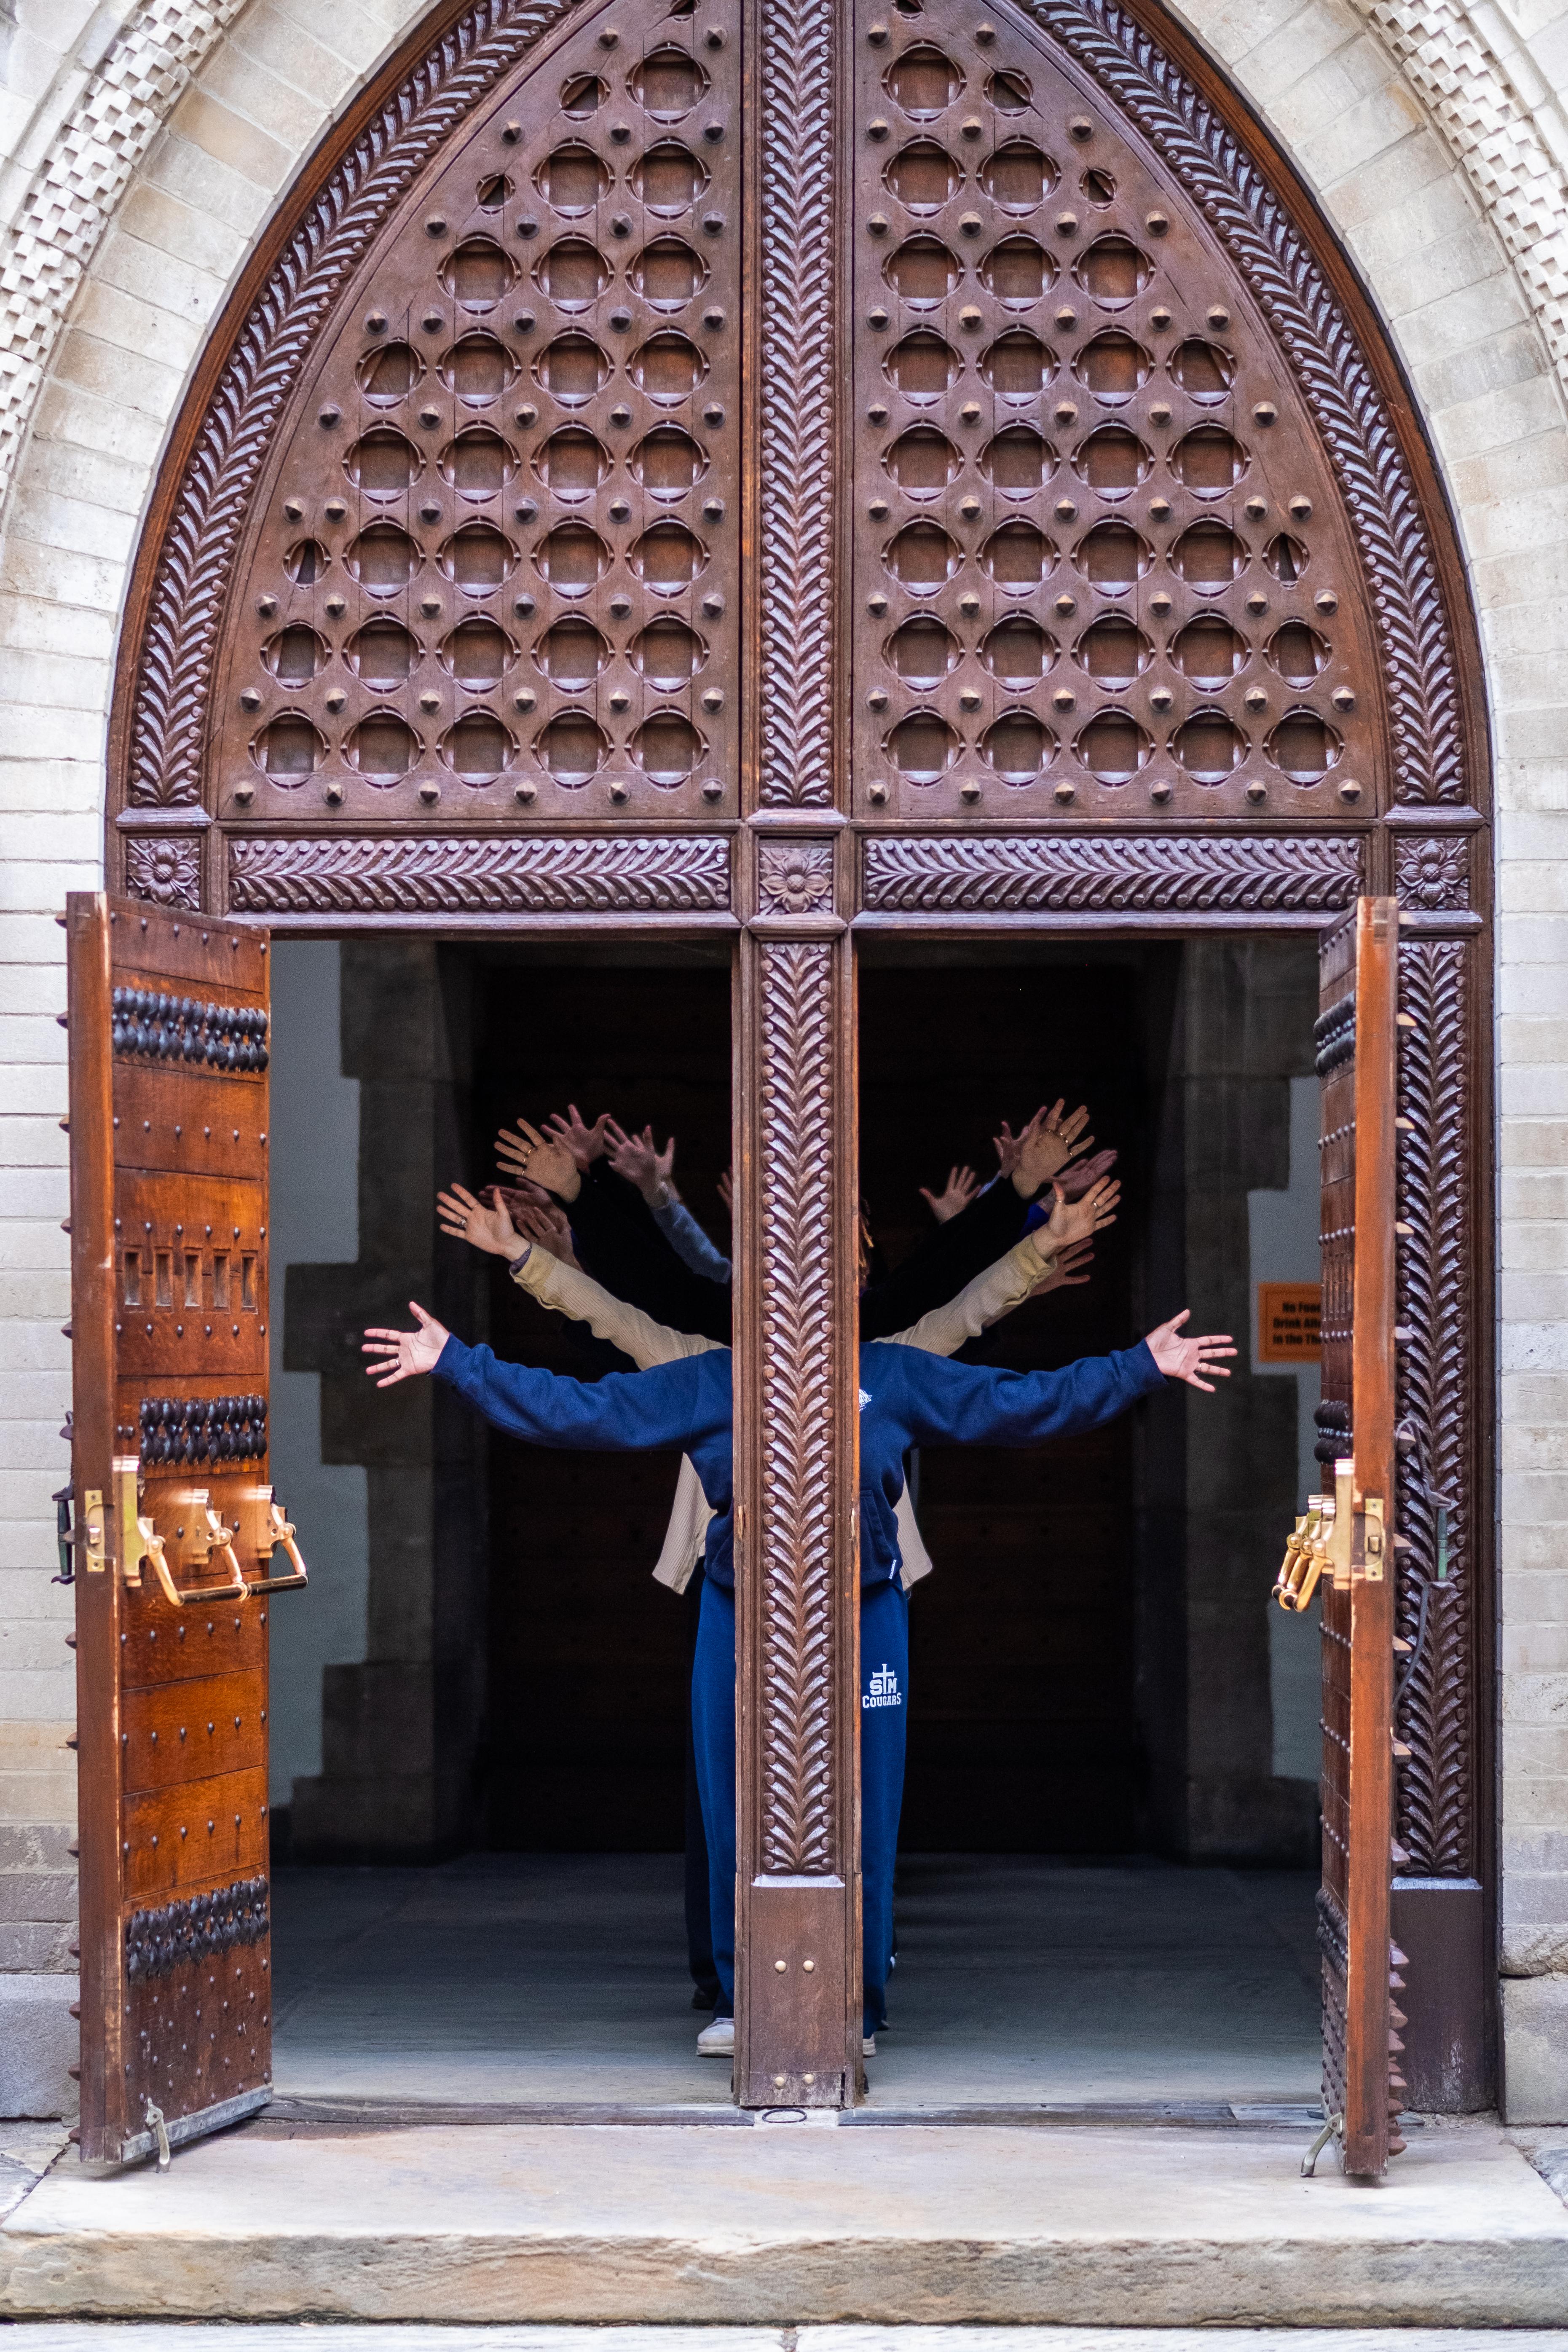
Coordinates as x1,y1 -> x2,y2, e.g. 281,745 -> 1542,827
434,1335 -> 711,1451
876,1337 -> 1167,1447
652,1194 -> 733,1286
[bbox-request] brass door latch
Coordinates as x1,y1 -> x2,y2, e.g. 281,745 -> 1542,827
241,1486 -> 309,1595
1273,1499 -> 1326,1612
113,1462 -> 247,1607
1273,1459 -> 1389,1608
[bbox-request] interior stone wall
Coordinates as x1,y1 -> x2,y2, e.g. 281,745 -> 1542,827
2,0 -> 1567,2114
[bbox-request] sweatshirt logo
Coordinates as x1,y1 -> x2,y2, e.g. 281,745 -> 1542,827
863,1663 -> 901,1711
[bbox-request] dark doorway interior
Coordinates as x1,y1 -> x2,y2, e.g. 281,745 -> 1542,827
474,949 -> 731,1851
859,951 -> 1164,1853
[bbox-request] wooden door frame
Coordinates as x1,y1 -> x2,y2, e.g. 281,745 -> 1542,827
99,0 -> 1495,2110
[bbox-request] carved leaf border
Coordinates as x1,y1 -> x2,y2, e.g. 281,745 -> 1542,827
1394,938 -> 1473,1876
1021,0 -> 1467,807
226,831 -> 732,914
757,0 -> 834,808
124,0 -> 582,807
756,940 -> 838,1875
861,830 -> 1363,912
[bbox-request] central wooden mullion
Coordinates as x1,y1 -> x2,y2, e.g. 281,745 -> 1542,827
733,0 -> 858,2105
734,923 -> 861,2105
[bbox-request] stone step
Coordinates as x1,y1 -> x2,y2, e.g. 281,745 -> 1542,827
2,2117 -> 1565,2327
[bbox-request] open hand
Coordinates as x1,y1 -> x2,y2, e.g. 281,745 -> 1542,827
362,1303 -> 450,1387
1056,1146 -> 1118,1202
514,1193 -> 579,1269
1030,1236 -> 1094,1297
1005,1102 -> 1094,1198
605,1118 -> 675,1206
1045,1173 -> 1119,1250
919,1164 -> 979,1224
437,1182 -> 520,1259
1144,1309 -> 1236,1392
496,1117 -> 581,1201
547,1104 -> 609,1169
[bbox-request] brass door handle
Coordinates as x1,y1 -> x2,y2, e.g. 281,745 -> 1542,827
246,1491 -> 309,1595
1273,1499 -> 1326,1612
128,1480 -> 248,1608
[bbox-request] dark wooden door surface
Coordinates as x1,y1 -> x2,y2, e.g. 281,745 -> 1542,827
68,895 -> 291,2165
1316,895 -> 1402,2176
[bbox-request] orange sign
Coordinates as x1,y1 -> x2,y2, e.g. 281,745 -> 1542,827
1258,1282 -> 1321,1364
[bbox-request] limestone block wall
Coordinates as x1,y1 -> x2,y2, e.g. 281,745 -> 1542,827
0,0 -> 1565,2117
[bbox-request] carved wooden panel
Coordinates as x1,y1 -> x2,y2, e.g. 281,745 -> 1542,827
734,929 -> 860,2107
69,898 -> 279,2165
1394,938 -> 1474,1877
861,827 -> 1359,913
208,0 -> 737,831
757,0 -> 836,806
225,829 -> 731,913
850,0 -> 1383,821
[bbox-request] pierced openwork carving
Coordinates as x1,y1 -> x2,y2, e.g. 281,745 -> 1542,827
757,941 -> 839,1877
861,828 -> 1360,911
227,830 -> 730,914
853,0 -> 1386,819
124,0 -> 736,827
1019,0 -> 1465,808
1395,939 -> 1473,1877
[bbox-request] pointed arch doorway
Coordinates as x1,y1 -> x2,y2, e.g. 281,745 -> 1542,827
75,0 -> 1489,2162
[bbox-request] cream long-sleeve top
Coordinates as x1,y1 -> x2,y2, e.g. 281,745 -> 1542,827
509,1228 -> 1057,1593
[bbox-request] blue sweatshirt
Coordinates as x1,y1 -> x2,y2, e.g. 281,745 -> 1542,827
434,1334 -> 1166,1591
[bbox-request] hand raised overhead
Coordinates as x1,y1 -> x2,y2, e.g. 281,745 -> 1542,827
547,1103 -> 610,1169
919,1164 -> 979,1224
1030,1235 -> 1095,1298
604,1118 -> 675,1205
1003,1100 -> 1094,1198
362,1302 -> 451,1388
496,1117 -> 581,1201
1043,1172 -> 1120,1250
437,1182 -> 519,1259
1056,1145 -> 1119,1203
513,1193 -> 580,1269
1143,1308 -> 1236,1392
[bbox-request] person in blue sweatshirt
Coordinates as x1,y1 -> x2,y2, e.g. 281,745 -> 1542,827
363,1293 -> 1233,2054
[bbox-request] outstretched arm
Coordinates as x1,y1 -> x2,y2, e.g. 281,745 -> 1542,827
885,1308 -> 1233,1448
365,1311 -> 717,1451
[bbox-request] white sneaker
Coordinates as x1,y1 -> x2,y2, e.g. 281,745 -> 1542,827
863,2035 -> 876,2056
697,2016 -> 734,2056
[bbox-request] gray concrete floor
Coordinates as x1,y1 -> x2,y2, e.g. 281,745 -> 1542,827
270,1852 -> 1321,2109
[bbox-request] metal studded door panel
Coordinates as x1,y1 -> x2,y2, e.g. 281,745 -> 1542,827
68,895 -> 284,2166
1316,895 -> 1404,2178
211,0 -> 740,835
851,0 -> 1383,821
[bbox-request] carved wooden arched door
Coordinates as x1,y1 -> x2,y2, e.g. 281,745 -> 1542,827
89,0 -> 1488,2155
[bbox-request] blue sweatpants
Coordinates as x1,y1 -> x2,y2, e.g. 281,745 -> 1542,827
691,1575 -> 910,2036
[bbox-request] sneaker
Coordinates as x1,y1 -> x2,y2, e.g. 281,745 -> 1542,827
697,2016 -> 734,2056
863,2035 -> 876,2056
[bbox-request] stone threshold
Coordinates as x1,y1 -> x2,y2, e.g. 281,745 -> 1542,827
3,2117 -> 1565,2326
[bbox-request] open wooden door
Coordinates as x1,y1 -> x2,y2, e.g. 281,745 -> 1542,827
66,894 -> 303,2165
1313,894 -> 1405,2177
